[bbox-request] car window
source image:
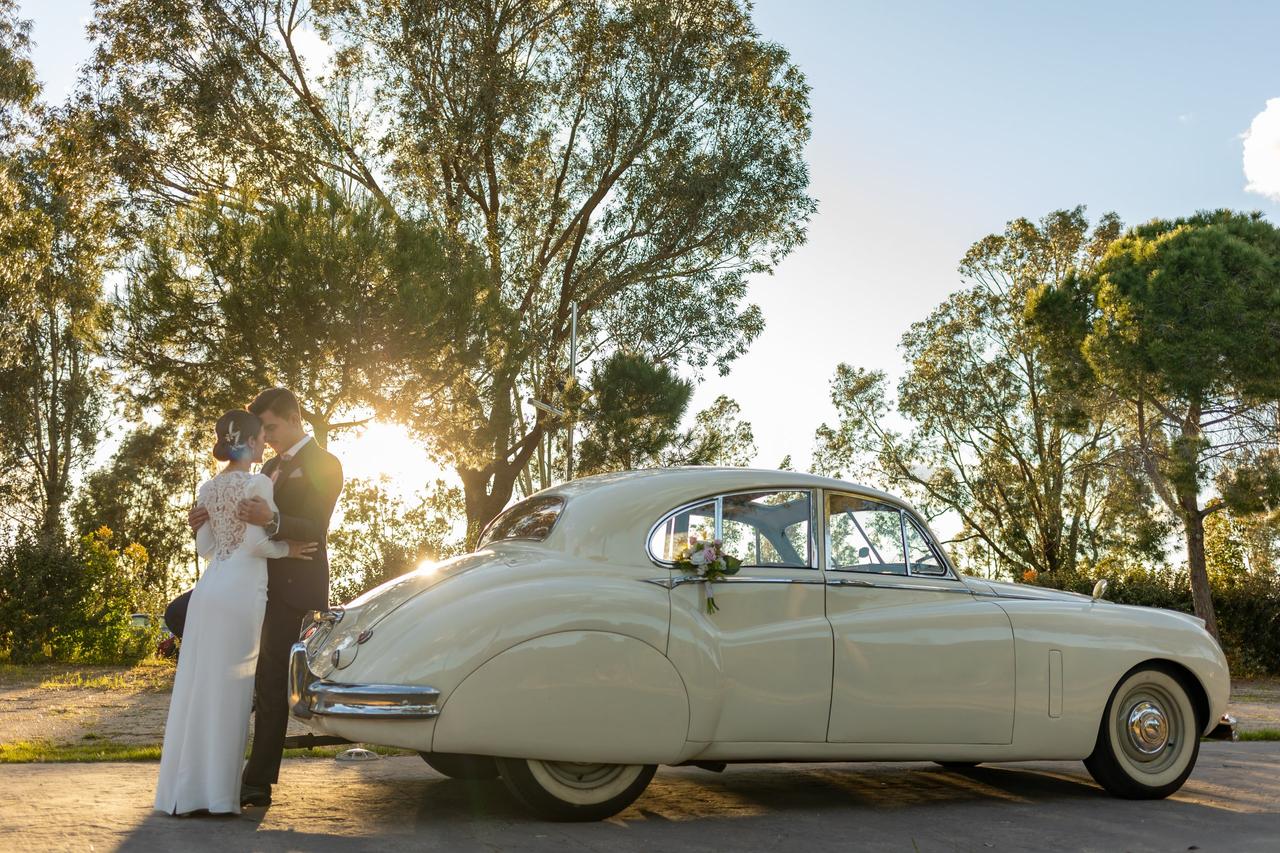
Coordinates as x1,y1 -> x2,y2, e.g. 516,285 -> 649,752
721,490 -> 811,567
904,515 -> 948,576
479,496 -> 565,546
648,500 -> 716,562
827,495 -> 907,574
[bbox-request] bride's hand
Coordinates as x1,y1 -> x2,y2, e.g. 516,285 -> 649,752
287,541 -> 318,560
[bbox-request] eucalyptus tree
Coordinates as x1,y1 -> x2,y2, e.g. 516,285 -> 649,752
114,187 -> 478,447
815,208 -> 1164,579
91,0 -> 813,540
0,104 -> 118,538
1028,210 -> 1280,637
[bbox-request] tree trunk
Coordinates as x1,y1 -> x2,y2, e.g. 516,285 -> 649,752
1180,497 -> 1221,640
460,469 -> 507,548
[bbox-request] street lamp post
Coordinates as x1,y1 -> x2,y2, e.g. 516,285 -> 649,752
565,301 -> 577,482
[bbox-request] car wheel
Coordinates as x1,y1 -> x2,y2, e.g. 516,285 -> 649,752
1084,664 -> 1201,799
496,757 -> 655,821
419,752 -> 500,780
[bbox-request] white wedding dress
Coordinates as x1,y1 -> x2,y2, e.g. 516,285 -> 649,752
154,471 -> 288,815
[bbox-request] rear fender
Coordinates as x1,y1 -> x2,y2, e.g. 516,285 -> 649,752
431,631 -> 690,764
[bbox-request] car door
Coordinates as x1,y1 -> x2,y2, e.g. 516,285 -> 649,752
657,489 -> 834,744
823,492 -> 1015,744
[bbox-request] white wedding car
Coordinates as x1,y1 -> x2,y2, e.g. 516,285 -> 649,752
290,468 -> 1230,821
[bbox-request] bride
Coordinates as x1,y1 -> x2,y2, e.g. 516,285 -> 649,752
154,409 -> 315,816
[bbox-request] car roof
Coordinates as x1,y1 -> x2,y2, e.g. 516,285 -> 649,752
519,467 -> 920,563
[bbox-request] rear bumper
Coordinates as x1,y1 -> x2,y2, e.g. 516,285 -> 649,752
288,642 -> 442,720
1205,714 -> 1238,741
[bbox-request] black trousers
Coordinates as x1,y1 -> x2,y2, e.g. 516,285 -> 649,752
243,597 -> 310,787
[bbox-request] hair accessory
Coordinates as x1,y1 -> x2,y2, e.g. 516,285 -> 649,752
225,426 -> 242,447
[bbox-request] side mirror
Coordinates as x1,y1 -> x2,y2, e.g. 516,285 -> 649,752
1092,579 -> 1109,601
858,547 -> 870,559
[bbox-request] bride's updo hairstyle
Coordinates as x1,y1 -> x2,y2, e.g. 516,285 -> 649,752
212,409 -> 263,462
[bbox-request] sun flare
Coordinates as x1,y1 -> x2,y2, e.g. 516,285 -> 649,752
328,420 -> 453,496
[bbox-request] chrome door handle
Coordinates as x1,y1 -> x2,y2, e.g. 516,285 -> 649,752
826,577 -> 875,588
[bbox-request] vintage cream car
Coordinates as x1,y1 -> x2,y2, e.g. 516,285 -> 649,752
290,468 -> 1230,821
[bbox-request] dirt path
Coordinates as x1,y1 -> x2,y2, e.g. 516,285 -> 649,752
0,663 -> 311,749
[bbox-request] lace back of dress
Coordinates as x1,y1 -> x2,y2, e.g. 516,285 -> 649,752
202,473 -> 251,561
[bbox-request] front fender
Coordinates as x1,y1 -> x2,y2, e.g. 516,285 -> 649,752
431,631 -> 690,764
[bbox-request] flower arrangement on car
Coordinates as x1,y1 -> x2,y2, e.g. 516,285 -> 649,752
672,537 -> 742,613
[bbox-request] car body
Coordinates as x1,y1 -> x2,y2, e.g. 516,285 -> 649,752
289,468 -> 1230,819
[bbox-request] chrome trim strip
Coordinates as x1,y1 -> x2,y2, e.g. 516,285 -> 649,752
826,577 -> 973,594
642,574 -> 824,589
289,642 -> 441,720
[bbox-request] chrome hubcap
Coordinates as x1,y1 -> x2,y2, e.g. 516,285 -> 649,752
1126,701 -> 1170,756
540,762 -> 629,791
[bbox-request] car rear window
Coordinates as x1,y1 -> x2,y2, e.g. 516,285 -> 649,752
479,496 -> 566,547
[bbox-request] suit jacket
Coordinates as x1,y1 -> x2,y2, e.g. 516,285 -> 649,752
261,438 -> 343,612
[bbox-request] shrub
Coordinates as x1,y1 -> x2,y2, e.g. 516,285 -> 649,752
0,527 -> 159,664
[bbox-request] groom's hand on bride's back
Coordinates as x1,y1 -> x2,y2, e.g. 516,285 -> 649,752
237,496 -> 274,527
188,505 -> 209,533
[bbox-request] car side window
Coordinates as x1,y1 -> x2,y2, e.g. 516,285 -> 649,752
904,515 -> 948,576
648,500 -> 716,562
827,495 -> 907,575
648,490 -> 814,568
721,490 -> 811,568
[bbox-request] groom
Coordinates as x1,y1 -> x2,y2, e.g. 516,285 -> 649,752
188,387 -> 343,807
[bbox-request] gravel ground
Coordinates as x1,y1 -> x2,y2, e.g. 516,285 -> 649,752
2,744 -> 1278,852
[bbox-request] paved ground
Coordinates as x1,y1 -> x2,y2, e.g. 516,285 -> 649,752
3,743 -> 1278,852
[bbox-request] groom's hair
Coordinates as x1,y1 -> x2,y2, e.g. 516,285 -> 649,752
249,387 -> 302,422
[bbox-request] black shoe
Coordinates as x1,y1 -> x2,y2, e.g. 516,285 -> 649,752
240,783 -> 272,807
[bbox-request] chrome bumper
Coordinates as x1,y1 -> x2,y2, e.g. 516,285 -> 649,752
288,642 -> 442,720
1206,713 -> 1238,742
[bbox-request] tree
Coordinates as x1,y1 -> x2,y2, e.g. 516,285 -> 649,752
114,187 -> 479,446
816,208 -> 1161,578
575,351 -> 692,474
91,0 -> 814,542
1028,210 -> 1280,637
327,477 -> 465,604
665,394 -> 757,467
0,106 -> 117,537
72,423 -> 207,594
571,353 -> 756,475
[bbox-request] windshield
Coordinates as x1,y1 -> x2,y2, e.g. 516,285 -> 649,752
478,496 -> 566,547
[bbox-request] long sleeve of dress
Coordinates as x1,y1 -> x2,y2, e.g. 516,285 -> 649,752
195,482 -> 216,558
245,474 -> 289,560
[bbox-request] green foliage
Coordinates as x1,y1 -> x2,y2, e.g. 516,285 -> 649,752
576,352 -> 692,474
116,187 -> 479,446
328,477 -> 465,605
1028,209 -> 1280,638
72,423 -> 204,596
0,107 -> 117,535
0,529 -> 157,665
91,0 -> 813,538
816,208 -> 1162,578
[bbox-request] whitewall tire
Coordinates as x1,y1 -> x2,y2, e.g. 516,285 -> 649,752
1084,665 -> 1202,799
496,757 -> 656,821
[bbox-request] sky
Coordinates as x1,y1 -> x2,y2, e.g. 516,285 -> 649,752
19,0 -> 1280,485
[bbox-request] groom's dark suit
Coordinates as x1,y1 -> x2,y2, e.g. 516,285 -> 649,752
242,437 -> 343,789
